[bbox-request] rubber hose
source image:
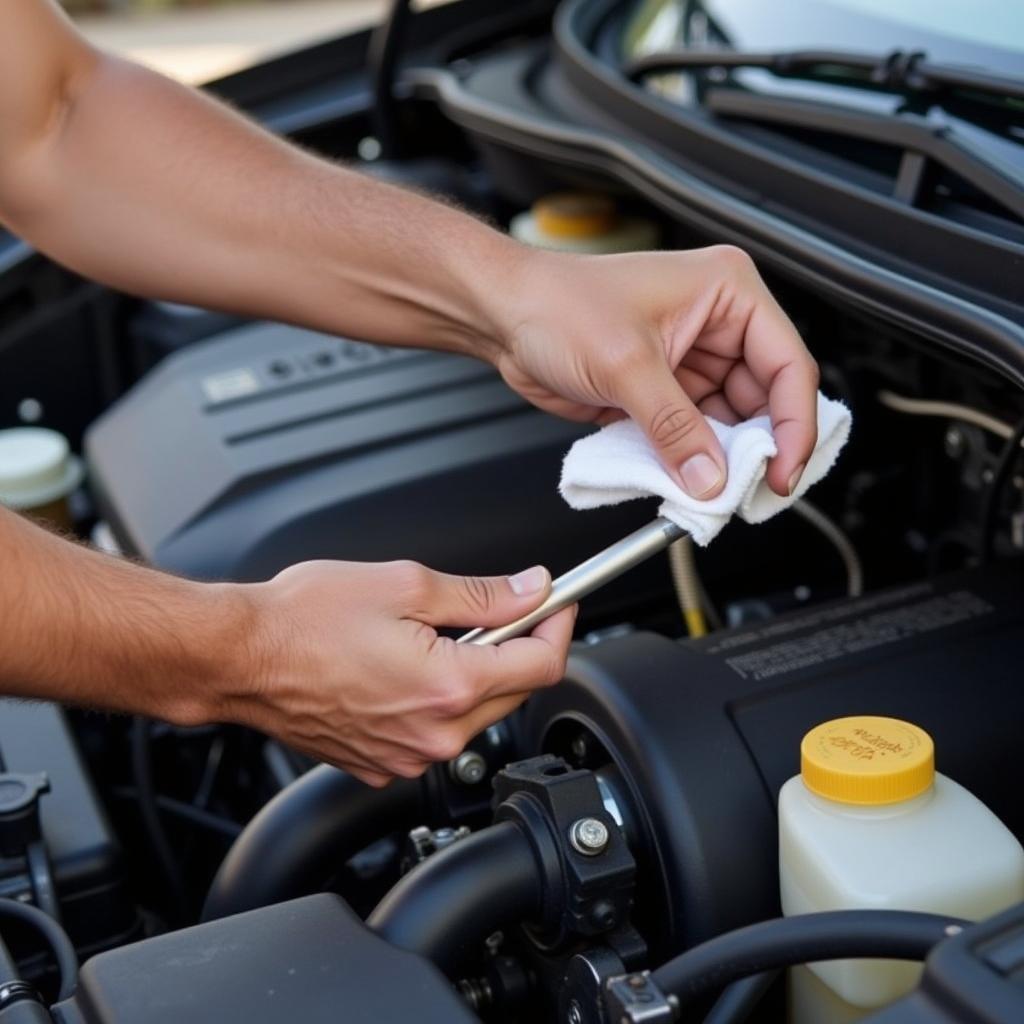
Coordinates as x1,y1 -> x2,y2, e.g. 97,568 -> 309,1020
703,970 -> 779,1024
0,931 -> 50,1023
791,499 -> 864,597
202,765 -> 421,922
0,898 -> 78,1002
130,717 -> 187,923
980,413 -> 1024,562
652,910 -> 965,1010
368,820 -> 542,976
368,0 -> 413,159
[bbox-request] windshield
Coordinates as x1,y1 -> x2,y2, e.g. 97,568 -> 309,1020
623,0 -> 1024,81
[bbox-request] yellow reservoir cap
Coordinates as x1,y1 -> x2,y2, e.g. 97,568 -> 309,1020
533,193 -> 618,240
801,716 -> 935,806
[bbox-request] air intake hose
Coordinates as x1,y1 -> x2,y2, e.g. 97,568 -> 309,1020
202,765 -> 421,922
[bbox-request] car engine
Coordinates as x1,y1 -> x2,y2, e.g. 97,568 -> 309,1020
0,1 -> 1021,1022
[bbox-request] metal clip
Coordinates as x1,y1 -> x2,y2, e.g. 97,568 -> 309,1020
605,972 -> 677,1024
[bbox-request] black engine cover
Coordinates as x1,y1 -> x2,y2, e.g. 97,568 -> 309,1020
85,322 -> 648,584
51,894 -> 477,1024
523,564 -> 1024,962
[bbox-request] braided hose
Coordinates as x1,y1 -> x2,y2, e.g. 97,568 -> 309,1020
668,535 -> 708,637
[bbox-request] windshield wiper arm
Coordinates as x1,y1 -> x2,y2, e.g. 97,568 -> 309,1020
696,86 -> 1024,221
624,48 -> 1024,105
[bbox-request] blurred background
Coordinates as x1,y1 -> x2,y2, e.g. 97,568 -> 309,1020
61,0 -> 392,83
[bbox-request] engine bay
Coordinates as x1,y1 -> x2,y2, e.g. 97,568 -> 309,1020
0,1 -> 1022,1021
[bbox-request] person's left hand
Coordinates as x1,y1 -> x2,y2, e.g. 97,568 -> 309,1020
492,244 -> 819,500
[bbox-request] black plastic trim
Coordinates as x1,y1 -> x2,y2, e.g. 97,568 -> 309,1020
550,0 -> 1023,307
702,88 -> 1024,222
409,63 -> 1024,390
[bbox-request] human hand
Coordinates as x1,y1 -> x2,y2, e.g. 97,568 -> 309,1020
494,245 -> 819,499
229,560 -> 574,787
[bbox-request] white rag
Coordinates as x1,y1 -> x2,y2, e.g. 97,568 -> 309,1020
559,393 -> 852,546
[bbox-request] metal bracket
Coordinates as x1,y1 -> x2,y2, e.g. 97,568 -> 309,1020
605,972 -> 677,1024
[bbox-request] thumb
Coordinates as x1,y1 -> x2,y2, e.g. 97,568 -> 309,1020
411,564 -> 553,628
618,357 -> 727,499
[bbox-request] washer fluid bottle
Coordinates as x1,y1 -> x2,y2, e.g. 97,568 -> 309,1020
779,715 -> 1024,1023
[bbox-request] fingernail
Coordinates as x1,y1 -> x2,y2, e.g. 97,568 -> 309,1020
680,453 -> 723,498
788,463 -> 806,496
509,565 -> 547,596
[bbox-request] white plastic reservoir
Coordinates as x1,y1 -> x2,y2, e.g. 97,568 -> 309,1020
779,715 -> 1024,1022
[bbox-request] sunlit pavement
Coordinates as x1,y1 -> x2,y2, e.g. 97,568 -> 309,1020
76,0 -> 389,83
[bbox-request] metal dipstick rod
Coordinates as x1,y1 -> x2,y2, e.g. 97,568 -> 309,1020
458,517 -> 688,646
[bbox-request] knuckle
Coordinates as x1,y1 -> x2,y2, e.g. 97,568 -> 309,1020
709,243 -> 755,275
356,770 -> 392,789
390,559 -> 432,605
423,731 -> 465,764
649,402 -> 701,450
546,650 -> 569,685
458,575 -> 499,617
433,671 -> 479,718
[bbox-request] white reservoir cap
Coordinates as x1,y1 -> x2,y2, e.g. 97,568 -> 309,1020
0,427 -> 84,510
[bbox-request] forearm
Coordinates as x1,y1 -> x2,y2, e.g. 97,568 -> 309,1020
0,507 -> 250,724
2,46 -> 521,359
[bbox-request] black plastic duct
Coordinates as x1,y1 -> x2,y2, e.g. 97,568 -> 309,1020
202,766 -> 422,922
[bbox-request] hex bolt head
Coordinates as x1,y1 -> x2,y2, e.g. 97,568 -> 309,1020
569,816 -> 609,855
589,898 -> 617,930
944,426 -> 965,459
449,751 -> 487,786
570,734 -> 590,762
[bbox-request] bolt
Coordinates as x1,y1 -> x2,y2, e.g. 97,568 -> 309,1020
570,734 -> 590,762
449,751 -> 486,786
589,898 -> 617,930
628,974 -> 646,989
459,978 -> 493,1012
357,136 -> 382,161
567,999 -> 583,1024
17,398 -> 43,423
569,817 -> 609,856
944,426 -> 965,459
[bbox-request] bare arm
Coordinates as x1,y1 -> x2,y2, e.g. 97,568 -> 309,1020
0,505 -> 572,785
0,505 -> 247,726
0,2 -> 817,779
0,0 -> 818,498
0,0 -> 511,359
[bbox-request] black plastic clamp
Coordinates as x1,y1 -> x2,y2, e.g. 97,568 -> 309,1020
492,755 -> 635,949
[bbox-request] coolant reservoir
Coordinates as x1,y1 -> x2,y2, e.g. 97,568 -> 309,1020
779,715 -> 1024,1022
509,192 -> 659,253
0,427 -> 83,529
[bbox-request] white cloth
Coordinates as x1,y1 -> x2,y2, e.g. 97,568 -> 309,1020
559,393 -> 852,546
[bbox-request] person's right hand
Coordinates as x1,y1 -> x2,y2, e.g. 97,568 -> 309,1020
228,559 -> 575,787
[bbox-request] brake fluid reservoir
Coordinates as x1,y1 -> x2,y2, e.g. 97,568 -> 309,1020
779,716 -> 1024,1022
